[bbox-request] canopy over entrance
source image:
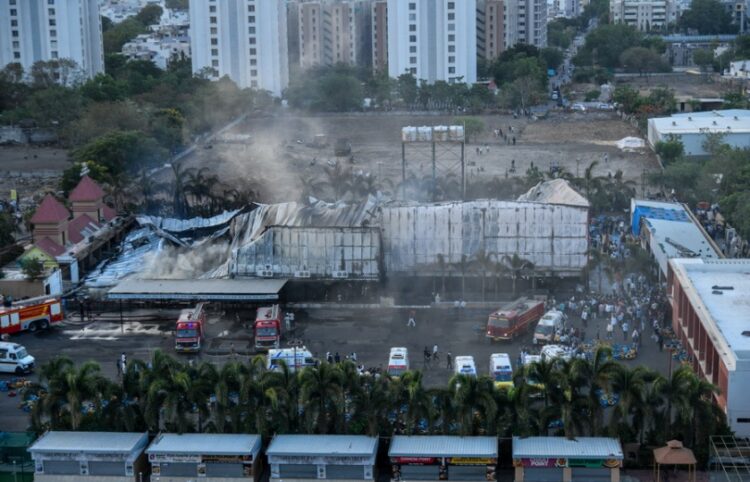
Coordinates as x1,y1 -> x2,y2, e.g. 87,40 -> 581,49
108,279 -> 287,302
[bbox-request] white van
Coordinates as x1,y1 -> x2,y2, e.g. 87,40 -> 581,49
489,353 -> 513,389
533,310 -> 564,345
387,347 -> 409,376
0,342 -> 35,374
267,347 -> 317,373
454,356 -> 477,377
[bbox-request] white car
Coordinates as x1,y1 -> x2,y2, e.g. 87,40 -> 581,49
0,342 -> 35,374
571,103 -> 586,112
597,103 -> 614,110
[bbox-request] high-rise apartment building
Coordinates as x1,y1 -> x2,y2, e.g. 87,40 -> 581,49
296,0 -> 372,69
477,0 -> 504,60
609,0 -> 677,31
0,0 -> 104,81
189,0 -> 288,96
371,0 -> 388,70
504,0 -> 548,48
387,0 -> 477,84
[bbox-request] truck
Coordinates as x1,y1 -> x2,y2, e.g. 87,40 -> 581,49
486,297 -> 545,341
533,309 -> 565,345
254,305 -> 283,351
0,296 -> 63,336
267,347 -> 317,372
174,303 -> 206,353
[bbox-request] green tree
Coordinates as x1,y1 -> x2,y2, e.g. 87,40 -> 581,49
20,257 -> 45,281
135,4 -> 163,25
103,18 -> 147,54
453,117 -> 485,144
679,0 -> 736,34
692,49 -> 716,77
540,47 -> 564,70
654,138 -> 685,164
72,130 -> 165,177
300,363 -> 344,434
619,47 -> 670,76
576,24 -> 643,68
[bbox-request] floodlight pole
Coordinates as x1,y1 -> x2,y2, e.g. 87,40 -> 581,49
401,142 -> 406,200
461,141 -> 466,200
432,140 -> 437,202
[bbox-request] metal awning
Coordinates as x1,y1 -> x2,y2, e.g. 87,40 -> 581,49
107,278 -> 287,302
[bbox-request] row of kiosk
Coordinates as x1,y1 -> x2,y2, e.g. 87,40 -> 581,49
28,432 -> 624,482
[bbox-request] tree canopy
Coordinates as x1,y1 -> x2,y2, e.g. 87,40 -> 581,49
574,24 -> 644,68
679,0 -> 736,35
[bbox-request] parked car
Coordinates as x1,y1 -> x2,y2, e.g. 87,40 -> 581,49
571,103 -> 586,112
597,103 -> 614,110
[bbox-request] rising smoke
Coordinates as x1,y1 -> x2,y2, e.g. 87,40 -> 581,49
140,242 -> 231,279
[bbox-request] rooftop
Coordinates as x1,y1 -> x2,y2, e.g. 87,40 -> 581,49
108,278 -> 287,301
30,194 -> 70,224
68,175 -> 105,202
672,109 -> 750,119
28,432 -> 148,454
34,237 -> 65,258
147,434 -> 261,456
674,259 -> 750,365
645,217 -> 719,260
512,437 -> 623,459
389,436 -> 498,458
267,435 -> 378,457
68,213 -> 101,244
649,114 -> 750,135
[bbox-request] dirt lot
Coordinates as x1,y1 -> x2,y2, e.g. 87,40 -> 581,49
0,146 -> 68,207
183,111 -> 659,203
614,72 -> 727,99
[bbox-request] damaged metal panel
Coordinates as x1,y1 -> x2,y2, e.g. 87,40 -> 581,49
232,226 -> 381,279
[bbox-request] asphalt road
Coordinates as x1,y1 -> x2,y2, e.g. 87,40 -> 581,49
0,300 -> 672,432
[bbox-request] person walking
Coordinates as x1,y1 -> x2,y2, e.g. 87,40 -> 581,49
334,352 -> 341,363
606,322 -> 614,340
120,352 -> 127,374
423,346 -> 431,367
446,351 -> 453,369
632,328 -> 640,347
432,344 -> 440,361
115,358 -> 122,377
622,321 -> 629,341
407,310 -> 416,327
657,332 -> 664,352
327,352 -> 334,364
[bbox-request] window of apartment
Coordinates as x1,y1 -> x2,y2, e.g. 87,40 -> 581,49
47,0 -> 54,4
250,58 -> 257,65
251,69 -> 257,76
9,0 -> 16,4
448,67 -> 455,73
248,15 -> 255,22
448,45 -> 455,52
249,37 -> 256,44
51,51 -> 58,59
410,46 -> 417,53
49,8 -> 55,15
209,5 -> 216,12
211,48 -> 218,55
250,48 -> 256,55
409,2 -> 416,10
410,56 -> 417,64
409,67 -> 417,74
248,5 -> 255,12
409,13 -> 416,20
49,19 -> 56,26
447,23 -> 455,31
12,30 -> 19,37
11,19 -> 17,27
210,16 -> 217,23
50,29 -> 56,36
50,40 -> 57,48
249,26 -> 255,34
12,41 -> 19,48
14,52 -> 20,59
409,35 -> 416,42
251,80 -> 258,87
448,2 -> 455,8
211,27 -> 217,34
10,9 -> 17,15
448,34 -> 455,41
211,38 -> 218,45
212,59 -> 219,67
448,56 -> 455,63
409,24 -> 416,31
448,13 -> 454,20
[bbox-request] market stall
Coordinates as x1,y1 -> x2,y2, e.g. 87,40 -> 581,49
389,436 -> 498,481
512,436 -> 623,482
146,433 -> 262,482
266,435 -> 378,481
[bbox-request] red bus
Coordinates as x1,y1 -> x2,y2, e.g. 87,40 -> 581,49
486,297 -> 545,341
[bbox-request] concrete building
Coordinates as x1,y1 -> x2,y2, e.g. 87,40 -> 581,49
512,437 -> 623,482
147,433 -> 262,482
504,0 -> 548,49
267,435 -> 378,481
371,0 -> 388,70
189,0 -> 289,96
387,0 -> 477,84
29,431 -> 149,481
296,0 -> 372,69
630,199 -> 722,280
389,436 -> 498,481
0,0 -> 104,81
609,0 -> 677,31
477,0 -> 504,60
647,110 -> 750,156
667,258 -> 750,437
121,29 -> 190,70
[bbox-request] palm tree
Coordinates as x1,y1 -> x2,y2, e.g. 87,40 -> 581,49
403,371 -> 433,434
571,346 -> 618,435
501,254 -> 534,296
350,377 -> 390,436
35,360 -> 107,431
572,160 -> 606,201
609,365 -> 654,441
471,249 -> 494,301
449,374 -> 497,435
299,363 -> 344,434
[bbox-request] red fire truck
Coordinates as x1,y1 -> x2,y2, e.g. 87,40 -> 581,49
174,303 -> 206,353
486,297 -> 545,341
254,304 -> 282,351
0,296 -> 64,336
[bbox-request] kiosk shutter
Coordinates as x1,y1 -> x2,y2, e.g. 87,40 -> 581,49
206,462 -> 245,477
42,460 -> 79,475
450,465 -> 487,479
279,464 -> 317,478
400,465 -> 438,480
571,467 -> 610,481
89,461 -> 124,476
524,467 -> 563,481
327,464 -> 365,479
159,462 -> 198,476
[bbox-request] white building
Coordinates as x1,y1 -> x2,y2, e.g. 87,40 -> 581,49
647,110 -> 750,156
189,0 -> 289,96
121,29 -> 190,70
609,0 -> 677,31
668,258 -> 750,437
728,59 -> 750,78
504,0 -> 548,48
0,0 -> 104,81
387,0 -> 477,84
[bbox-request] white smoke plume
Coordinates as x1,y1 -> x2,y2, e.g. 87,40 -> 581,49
140,242 -> 231,279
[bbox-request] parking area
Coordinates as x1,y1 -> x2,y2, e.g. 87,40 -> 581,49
0,298 -> 673,432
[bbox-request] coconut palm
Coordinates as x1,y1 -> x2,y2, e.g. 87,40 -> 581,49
350,376 -> 390,436
299,363 -> 344,434
471,249 -> 494,301
403,371 -> 433,434
571,346 -> 618,435
609,365 -> 655,441
449,374 -> 497,435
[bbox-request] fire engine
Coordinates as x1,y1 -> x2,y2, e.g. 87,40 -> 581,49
486,297 -> 545,341
0,296 -> 64,336
174,303 -> 206,353
254,304 -> 283,351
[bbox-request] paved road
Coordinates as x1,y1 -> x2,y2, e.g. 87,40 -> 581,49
0,299 -> 672,432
